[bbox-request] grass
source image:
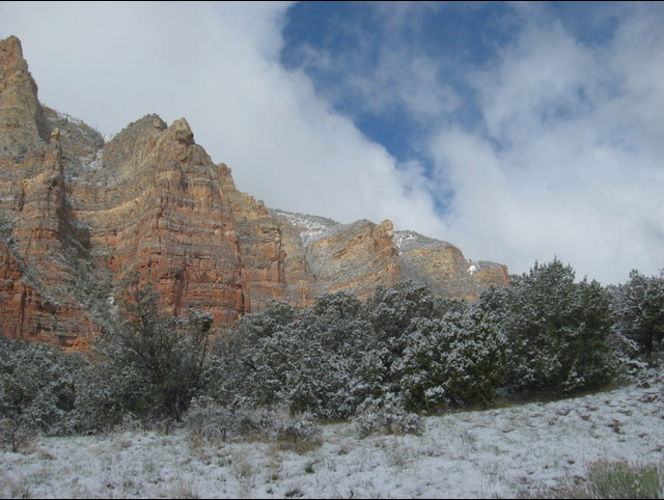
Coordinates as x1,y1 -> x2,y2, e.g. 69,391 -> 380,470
272,437 -> 322,455
543,460 -> 663,499
0,471 -> 32,498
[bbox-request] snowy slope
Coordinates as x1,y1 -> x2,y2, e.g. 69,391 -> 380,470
2,379 -> 663,499
269,208 -> 341,246
393,229 -> 454,253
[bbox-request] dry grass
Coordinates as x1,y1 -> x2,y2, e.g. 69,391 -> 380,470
528,460 -> 663,499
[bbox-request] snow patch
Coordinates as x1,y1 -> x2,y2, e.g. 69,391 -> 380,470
270,208 -> 340,246
393,230 -> 453,253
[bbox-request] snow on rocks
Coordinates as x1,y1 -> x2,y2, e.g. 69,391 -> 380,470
393,230 -> 453,254
270,209 -> 340,246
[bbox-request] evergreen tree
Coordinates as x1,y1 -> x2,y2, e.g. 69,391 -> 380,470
396,305 -> 506,411
500,259 -> 617,394
612,270 -> 664,357
0,337 -> 85,438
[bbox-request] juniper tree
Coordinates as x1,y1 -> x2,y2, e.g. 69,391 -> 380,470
500,259 -> 617,394
612,269 -> 664,358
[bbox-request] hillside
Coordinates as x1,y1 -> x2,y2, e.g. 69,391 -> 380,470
1,376 -> 662,499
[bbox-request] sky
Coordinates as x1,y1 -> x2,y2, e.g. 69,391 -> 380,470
1,1 -> 663,284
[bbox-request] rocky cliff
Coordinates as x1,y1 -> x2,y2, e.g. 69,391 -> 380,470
0,36 -> 509,349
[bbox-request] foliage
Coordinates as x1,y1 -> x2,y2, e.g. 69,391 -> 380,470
183,397 -> 321,450
611,269 -> 664,358
494,259 -> 618,394
0,336 -> 85,439
77,272 -> 213,430
353,393 -> 424,438
208,294 -> 368,420
396,308 -> 506,411
209,280 -> 507,419
5,258 -> 661,439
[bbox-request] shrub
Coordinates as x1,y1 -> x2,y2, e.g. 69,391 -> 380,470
209,282 -> 501,419
498,259 -> 617,394
0,417 -> 39,453
208,296 -> 364,420
353,394 -> 423,438
183,397 -> 280,444
206,301 -> 298,409
273,411 -> 323,453
183,397 -> 321,451
612,270 -> 664,358
396,307 -> 506,411
0,336 -> 85,437
77,273 -> 213,430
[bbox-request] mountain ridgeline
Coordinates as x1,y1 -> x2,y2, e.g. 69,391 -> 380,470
0,36 -> 509,350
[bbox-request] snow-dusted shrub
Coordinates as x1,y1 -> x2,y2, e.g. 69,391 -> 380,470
184,399 -> 278,444
396,307 -> 507,411
367,281 -> 438,343
353,394 -> 423,438
208,295 -> 364,420
206,300 -> 299,409
353,282 -> 449,406
0,336 -> 85,437
183,398 -> 321,450
498,259 -> 618,395
74,353 -> 170,433
0,417 -> 39,452
211,282 -> 494,419
354,282 -> 502,412
82,273 -> 213,427
273,411 -> 323,453
184,397 -> 236,444
611,269 -> 664,358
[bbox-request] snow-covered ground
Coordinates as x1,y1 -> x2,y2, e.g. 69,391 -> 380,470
2,381 -> 663,499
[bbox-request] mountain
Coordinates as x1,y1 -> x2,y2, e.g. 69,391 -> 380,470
0,36 -> 509,350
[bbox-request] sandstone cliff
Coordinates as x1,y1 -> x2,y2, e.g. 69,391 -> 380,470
0,36 -> 509,349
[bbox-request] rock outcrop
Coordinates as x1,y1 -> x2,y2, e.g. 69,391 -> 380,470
0,36 -> 509,349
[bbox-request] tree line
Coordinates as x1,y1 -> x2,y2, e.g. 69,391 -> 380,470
1,259 -> 662,443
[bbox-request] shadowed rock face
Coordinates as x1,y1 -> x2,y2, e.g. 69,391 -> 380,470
0,36 -> 509,349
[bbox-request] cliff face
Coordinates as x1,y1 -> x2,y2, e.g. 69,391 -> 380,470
0,36 -> 509,349
0,36 -> 98,348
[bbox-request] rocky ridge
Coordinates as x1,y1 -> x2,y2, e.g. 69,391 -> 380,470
0,36 -> 509,349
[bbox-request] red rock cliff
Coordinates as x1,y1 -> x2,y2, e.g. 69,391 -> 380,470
0,36 -> 509,348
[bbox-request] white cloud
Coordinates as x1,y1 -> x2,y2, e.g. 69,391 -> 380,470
431,6 -> 664,283
0,1 -> 445,237
288,3 -> 458,125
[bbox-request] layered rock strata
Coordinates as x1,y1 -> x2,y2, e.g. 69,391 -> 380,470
0,36 -> 509,349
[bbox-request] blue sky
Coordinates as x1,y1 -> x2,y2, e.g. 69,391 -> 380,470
1,1 -> 663,284
279,1 -> 637,215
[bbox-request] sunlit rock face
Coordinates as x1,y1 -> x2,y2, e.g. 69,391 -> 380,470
0,36 -> 509,349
